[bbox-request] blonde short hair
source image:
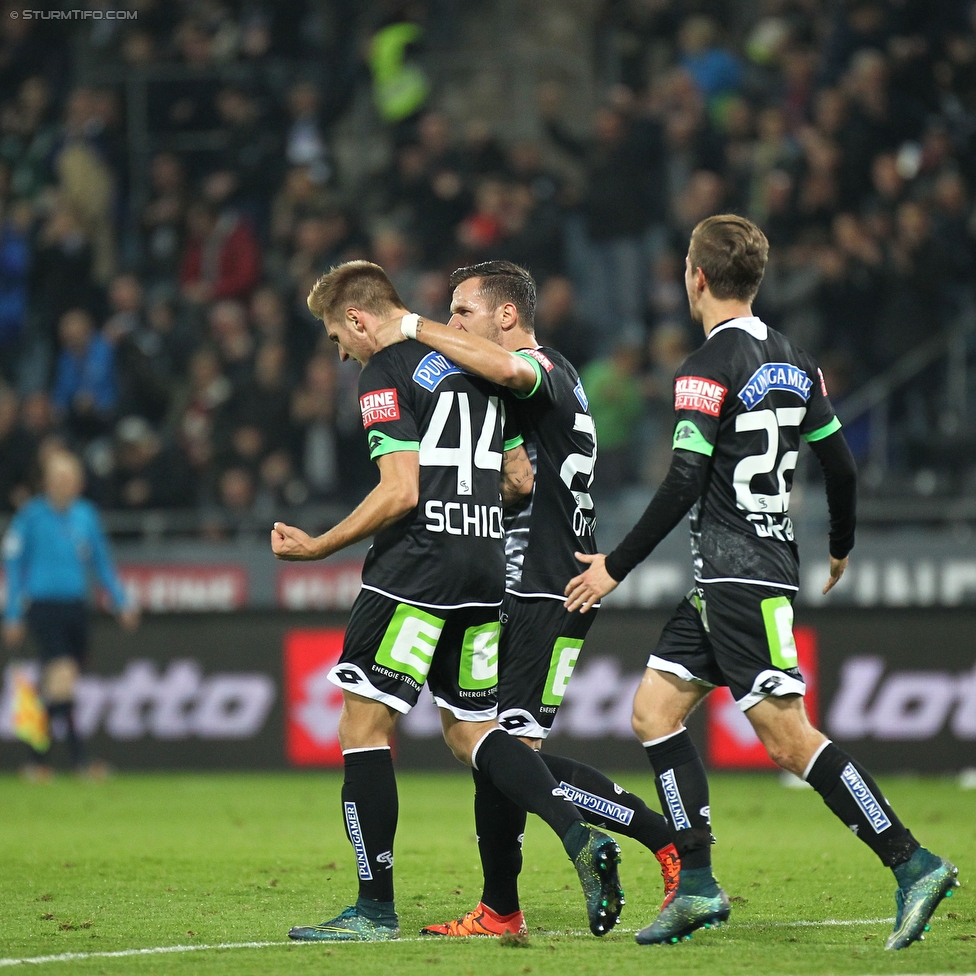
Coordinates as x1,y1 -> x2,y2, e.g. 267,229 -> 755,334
306,260 -> 406,323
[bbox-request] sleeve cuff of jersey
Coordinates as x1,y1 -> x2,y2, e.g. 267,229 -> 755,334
672,420 -> 714,457
503,434 -> 524,451
368,433 -> 420,460
512,351 -> 543,399
802,416 -> 842,442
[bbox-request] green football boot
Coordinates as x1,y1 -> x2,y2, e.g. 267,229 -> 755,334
635,889 -> 731,945
574,828 -> 624,936
886,857 -> 959,950
288,905 -> 400,942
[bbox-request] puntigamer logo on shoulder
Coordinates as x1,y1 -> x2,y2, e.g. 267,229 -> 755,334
738,363 -> 812,410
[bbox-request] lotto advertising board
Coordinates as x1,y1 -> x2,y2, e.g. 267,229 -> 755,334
0,611 -> 972,772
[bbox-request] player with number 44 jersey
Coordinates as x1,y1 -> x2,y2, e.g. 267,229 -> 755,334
274,261 -> 626,944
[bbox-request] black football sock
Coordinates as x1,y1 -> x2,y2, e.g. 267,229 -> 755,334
473,729 -> 588,859
804,742 -> 919,868
341,747 -> 398,909
48,701 -> 85,768
644,729 -> 715,886
541,752 -> 672,852
473,764 -> 526,916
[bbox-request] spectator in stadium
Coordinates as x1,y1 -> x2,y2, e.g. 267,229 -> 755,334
580,337 -> 644,495
533,275 -> 595,371
1,449 -> 139,779
51,308 -> 118,441
289,351 -> 339,502
140,152 -> 187,287
0,385 -> 33,511
111,415 -> 195,510
179,199 -> 261,305
0,198 -> 31,386
283,80 -> 336,188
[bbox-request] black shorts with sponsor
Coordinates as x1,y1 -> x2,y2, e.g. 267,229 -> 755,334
328,588 -> 500,721
496,594 -> 596,739
650,580 -> 806,710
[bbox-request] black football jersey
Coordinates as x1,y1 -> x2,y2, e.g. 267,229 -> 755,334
671,317 -> 841,589
503,345 -> 599,598
357,342 -> 522,609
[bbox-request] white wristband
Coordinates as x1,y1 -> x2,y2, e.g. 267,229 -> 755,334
400,313 -> 420,340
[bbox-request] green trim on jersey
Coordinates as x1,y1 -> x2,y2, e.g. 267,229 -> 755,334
672,420 -> 715,457
512,351 -> 543,399
802,416 -> 842,443
367,430 -> 420,460
503,433 -> 525,452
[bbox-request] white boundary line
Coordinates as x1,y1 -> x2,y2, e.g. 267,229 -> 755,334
0,942 -> 294,968
0,918 -> 961,968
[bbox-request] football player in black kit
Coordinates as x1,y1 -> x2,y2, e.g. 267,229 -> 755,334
272,261 -> 623,942
565,215 -> 958,949
375,260 -> 681,938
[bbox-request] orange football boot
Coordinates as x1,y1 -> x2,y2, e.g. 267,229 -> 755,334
420,902 -> 528,937
656,843 -> 681,910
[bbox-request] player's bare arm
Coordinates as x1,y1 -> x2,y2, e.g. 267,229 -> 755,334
376,314 -> 538,394
564,552 -> 617,613
500,443 -> 534,507
272,451 -> 419,561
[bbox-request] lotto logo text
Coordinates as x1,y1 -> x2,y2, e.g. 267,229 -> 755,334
738,363 -> 812,409
675,376 -> 727,416
360,389 -> 400,426
840,763 -> 891,833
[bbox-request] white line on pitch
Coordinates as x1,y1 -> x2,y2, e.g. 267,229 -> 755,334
0,918 -> 946,967
0,941 -> 296,968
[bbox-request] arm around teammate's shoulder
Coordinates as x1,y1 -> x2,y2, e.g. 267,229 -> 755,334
377,314 -> 539,394
272,451 -> 420,561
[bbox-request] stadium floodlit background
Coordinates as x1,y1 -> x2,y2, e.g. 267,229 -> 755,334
1,2 -> 975,972
0,0 -> 975,777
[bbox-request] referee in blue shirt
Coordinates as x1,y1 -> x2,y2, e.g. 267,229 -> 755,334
2,450 -> 139,775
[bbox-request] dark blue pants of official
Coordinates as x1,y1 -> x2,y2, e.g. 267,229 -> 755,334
26,600 -> 89,768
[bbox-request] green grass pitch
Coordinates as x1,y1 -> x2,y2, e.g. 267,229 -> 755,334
0,771 -> 972,974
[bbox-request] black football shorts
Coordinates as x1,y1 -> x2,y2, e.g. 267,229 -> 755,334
649,581 -> 806,710
495,594 -> 597,739
328,588 -> 500,721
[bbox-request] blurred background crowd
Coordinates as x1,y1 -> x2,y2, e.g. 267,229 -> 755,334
1,0 -> 975,533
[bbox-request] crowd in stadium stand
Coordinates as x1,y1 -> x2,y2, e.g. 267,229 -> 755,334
0,0 -> 974,522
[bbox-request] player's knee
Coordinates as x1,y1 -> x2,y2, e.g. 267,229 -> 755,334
441,727 -> 475,766
631,698 -> 681,741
